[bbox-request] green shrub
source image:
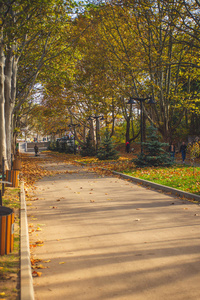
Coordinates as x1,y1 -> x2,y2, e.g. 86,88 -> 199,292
133,125 -> 172,167
97,129 -> 119,160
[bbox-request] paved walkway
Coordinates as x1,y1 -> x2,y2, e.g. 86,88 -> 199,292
27,159 -> 200,300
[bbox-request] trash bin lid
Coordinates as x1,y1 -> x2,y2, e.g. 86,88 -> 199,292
0,206 -> 13,216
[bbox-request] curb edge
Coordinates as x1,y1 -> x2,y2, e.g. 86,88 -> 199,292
111,170 -> 200,202
20,181 -> 35,300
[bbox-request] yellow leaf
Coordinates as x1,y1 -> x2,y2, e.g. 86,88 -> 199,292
36,240 -> 43,244
32,271 -> 42,277
59,262 -> 65,264
43,260 -> 51,263
0,292 -> 5,296
37,264 -> 47,269
36,227 -> 42,231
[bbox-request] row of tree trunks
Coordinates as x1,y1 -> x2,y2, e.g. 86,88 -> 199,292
0,30 -> 18,170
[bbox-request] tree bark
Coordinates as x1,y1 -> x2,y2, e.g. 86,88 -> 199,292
0,31 -> 8,169
4,46 -> 17,168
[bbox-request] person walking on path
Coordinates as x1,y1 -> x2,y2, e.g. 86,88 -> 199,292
126,140 -> 130,153
169,142 -> 176,162
34,144 -> 39,156
180,141 -> 187,163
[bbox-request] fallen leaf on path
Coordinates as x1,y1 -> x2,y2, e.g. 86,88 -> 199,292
31,258 -> 42,265
35,240 -> 43,244
36,264 -> 47,269
36,227 -> 42,231
32,271 -> 42,277
43,260 -> 51,263
59,262 -> 66,264
90,200 -> 95,203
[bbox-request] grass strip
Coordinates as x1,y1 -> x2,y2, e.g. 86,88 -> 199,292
123,165 -> 200,195
0,187 -> 20,300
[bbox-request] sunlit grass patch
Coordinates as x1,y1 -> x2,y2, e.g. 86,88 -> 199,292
123,165 -> 200,195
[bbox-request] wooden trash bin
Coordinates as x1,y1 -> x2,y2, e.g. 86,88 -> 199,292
6,170 -> 19,187
0,207 -> 14,255
11,170 -> 19,187
13,158 -> 21,171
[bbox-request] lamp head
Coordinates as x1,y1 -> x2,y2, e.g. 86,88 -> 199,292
127,97 -> 136,104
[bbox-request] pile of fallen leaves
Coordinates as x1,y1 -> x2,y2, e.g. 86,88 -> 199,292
20,154 -> 52,187
20,152 -> 85,188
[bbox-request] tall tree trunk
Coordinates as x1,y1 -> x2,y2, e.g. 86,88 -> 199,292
5,43 -> 18,168
4,46 -> 14,168
96,118 -> 100,151
0,31 -> 8,169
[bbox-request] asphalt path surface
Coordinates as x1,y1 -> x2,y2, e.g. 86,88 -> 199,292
27,159 -> 200,300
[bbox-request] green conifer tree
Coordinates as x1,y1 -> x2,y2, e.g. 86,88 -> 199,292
133,125 -> 172,167
97,129 -> 119,160
80,135 -> 96,157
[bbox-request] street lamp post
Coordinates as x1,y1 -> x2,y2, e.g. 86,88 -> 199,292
127,96 -> 155,154
68,123 -> 80,154
87,115 -> 104,151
